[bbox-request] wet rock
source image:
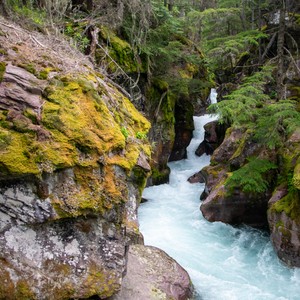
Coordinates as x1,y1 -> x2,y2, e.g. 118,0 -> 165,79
199,127 -> 276,228
200,181 -> 271,228
169,98 -> 194,162
195,121 -> 226,157
188,171 -> 205,184
268,206 -> 300,267
110,244 -> 193,300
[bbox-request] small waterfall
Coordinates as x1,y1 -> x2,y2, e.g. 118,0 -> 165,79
209,88 -> 217,104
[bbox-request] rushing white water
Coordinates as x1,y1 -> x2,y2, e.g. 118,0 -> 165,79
139,104 -> 300,299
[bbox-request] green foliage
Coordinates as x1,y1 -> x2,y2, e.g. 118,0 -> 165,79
205,30 -> 268,70
64,22 -> 90,53
272,190 -> 300,221
254,100 -> 300,149
209,66 -> 300,149
0,130 -> 11,150
208,66 -> 272,126
10,2 -> 46,26
226,158 -> 277,194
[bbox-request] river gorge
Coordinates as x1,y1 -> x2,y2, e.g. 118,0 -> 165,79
139,110 -> 300,300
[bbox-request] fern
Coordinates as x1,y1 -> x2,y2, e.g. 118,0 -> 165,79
254,100 -> 300,149
208,67 -> 272,126
226,158 -> 277,194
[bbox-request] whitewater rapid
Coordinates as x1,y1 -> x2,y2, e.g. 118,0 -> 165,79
138,91 -> 300,299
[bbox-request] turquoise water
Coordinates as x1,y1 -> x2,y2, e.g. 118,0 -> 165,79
139,114 -> 300,300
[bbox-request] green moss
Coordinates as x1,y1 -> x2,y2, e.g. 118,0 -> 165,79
18,63 -> 38,76
98,27 -> 142,73
272,190 -> 300,222
151,167 -> 170,185
37,67 -> 54,80
16,280 -> 36,300
132,166 -> 149,196
230,129 -> 251,161
24,110 -> 38,125
0,48 -> 7,55
0,129 -> 12,150
83,263 -> 120,299
0,72 -> 151,218
0,61 -> 6,82
152,78 -> 169,92
275,220 -> 284,228
0,130 -> 40,177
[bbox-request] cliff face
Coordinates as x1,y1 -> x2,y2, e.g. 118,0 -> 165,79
0,18 -> 153,298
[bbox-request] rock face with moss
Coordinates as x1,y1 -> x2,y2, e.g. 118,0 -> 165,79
267,130 -> 300,267
200,127 -> 277,228
0,18 -> 154,299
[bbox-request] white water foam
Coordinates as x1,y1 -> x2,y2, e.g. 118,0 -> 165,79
139,113 -> 300,300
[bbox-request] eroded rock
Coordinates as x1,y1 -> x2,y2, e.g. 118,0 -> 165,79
110,244 -> 193,300
195,121 -> 226,157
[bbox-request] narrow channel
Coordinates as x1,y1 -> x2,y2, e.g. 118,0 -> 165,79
138,91 -> 300,300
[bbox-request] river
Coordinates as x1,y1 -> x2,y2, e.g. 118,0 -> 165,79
138,90 -> 300,300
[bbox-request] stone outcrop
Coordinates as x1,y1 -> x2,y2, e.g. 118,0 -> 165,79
188,171 -> 205,184
195,120 -> 226,156
169,97 -> 194,162
199,127 -> 277,228
267,130 -> 300,267
110,245 -> 193,300
0,18 -> 153,299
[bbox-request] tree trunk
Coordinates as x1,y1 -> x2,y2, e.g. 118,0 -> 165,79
240,0 -> 246,31
168,0 -> 174,11
86,0 -> 93,11
276,0 -> 286,100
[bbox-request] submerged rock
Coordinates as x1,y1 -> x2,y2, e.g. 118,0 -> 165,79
110,244 -> 194,300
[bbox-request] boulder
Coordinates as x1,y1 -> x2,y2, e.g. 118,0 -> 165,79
268,186 -> 300,267
268,207 -> 300,267
188,171 -> 205,184
199,128 -> 276,228
195,121 -> 226,157
200,181 -> 270,228
110,245 -> 193,300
